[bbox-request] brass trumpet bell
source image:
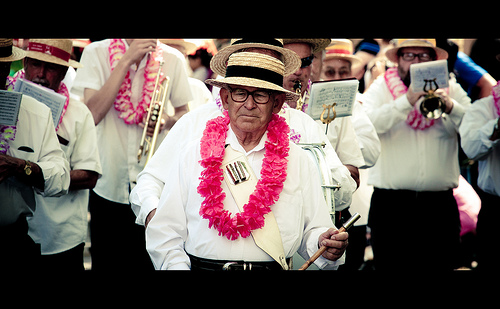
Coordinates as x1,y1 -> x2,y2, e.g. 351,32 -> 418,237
420,90 -> 446,119
420,78 -> 446,119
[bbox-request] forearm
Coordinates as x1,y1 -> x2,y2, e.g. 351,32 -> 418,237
69,169 -> 99,191
84,59 -> 132,125
0,155 -> 44,191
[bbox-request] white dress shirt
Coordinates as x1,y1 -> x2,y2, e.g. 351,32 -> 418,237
28,98 -> 102,254
459,95 -> 500,196
146,124 -> 343,270
71,39 -> 193,204
362,76 -> 471,191
0,96 -> 70,226
130,101 -> 355,225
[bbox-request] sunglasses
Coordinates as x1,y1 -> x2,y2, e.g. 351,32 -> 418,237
300,55 -> 314,68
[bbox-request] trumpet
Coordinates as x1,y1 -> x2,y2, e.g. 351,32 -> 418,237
293,80 -> 305,111
420,78 -> 446,119
137,60 -> 170,165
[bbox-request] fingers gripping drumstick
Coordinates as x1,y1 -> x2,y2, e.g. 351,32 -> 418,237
298,212 -> 361,270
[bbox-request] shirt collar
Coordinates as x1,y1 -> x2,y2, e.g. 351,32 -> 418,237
227,124 -> 267,156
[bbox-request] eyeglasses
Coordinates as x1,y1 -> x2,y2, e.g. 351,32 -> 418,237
228,87 -> 273,104
300,55 -> 314,68
398,52 -> 434,62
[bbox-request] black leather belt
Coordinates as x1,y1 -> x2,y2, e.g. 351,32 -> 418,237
188,254 -> 290,271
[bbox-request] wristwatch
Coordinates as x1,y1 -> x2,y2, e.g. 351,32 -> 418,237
24,160 -> 32,176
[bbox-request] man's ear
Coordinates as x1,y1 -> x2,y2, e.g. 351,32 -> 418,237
272,92 -> 286,114
219,88 -> 230,111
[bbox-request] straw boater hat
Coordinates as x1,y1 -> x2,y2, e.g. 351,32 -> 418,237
25,39 -> 82,68
0,38 -> 26,62
205,51 -> 300,102
282,38 -> 332,54
210,39 -> 301,77
324,39 -> 362,67
385,39 -> 448,63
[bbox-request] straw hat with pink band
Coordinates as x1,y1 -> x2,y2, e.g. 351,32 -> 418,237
25,39 -> 82,68
324,39 -> 362,68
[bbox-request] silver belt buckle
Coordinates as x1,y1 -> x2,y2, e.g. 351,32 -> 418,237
222,261 -> 253,270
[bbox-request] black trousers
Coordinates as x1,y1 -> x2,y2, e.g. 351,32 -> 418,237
0,216 -> 40,270
475,189 -> 500,271
89,190 -> 154,271
368,188 -> 461,270
40,243 -> 85,271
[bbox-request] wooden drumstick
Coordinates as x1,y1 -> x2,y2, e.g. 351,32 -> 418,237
298,212 -> 361,270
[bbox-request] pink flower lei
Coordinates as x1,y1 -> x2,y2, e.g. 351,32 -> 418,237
492,80 -> 500,117
384,67 -> 437,130
109,39 -> 165,125
197,111 -> 290,240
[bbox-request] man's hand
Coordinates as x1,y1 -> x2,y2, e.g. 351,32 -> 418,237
0,154 -> 44,190
318,228 -> 349,261
121,39 -> 157,68
434,89 -> 454,114
406,84 -> 427,106
0,154 -> 21,184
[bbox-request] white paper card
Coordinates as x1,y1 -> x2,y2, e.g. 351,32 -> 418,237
410,59 -> 449,92
307,78 -> 359,120
14,78 -> 65,128
0,90 -> 22,126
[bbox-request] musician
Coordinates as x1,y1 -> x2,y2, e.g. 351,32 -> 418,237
13,39 -> 102,271
146,43 -> 348,270
320,40 -> 381,270
72,39 -> 192,270
282,39 -> 364,224
362,39 -> 471,270
0,39 -> 70,268
459,81 -> 500,270
131,39 -> 354,238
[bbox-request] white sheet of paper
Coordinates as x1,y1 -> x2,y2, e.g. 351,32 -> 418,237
410,59 -> 449,92
14,78 -> 66,128
0,90 -> 22,126
307,78 -> 359,120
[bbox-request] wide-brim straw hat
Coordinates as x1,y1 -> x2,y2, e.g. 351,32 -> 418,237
324,39 -> 362,65
210,38 -> 301,77
26,39 -> 82,68
282,38 -> 332,54
385,39 -> 448,63
0,38 -> 26,62
206,51 -> 300,102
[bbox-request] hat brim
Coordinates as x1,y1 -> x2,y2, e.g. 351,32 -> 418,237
210,42 -> 301,78
385,45 -> 448,63
324,54 -> 363,67
283,39 -> 331,54
206,76 -> 300,102
25,51 -> 83,68
0,46 -> 26,62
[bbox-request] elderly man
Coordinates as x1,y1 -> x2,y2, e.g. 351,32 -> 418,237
72,38 -> 192,270
13,39 -> 102,271
0,38 -> 70,268
131,39 -> 353,237
362,39 -> 471,270
146,42 -> 348,270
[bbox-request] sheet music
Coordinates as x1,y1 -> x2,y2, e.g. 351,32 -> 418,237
410,59 -> 449,92
14,78 -> 66,128
307,78 -> 359,120
0,90 -> 22,126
